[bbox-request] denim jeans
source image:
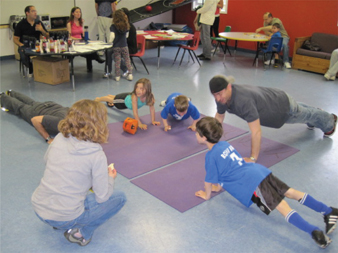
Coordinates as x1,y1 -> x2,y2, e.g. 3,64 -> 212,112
282,37 -> 290,64
285,94 -> 334,132
36,191 -> 126,240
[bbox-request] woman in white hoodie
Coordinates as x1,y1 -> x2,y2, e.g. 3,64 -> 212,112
32,99 -> 126,246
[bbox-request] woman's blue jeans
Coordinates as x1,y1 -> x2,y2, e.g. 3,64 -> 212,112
36,190 -> 126,240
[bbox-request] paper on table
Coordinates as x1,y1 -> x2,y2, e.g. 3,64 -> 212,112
144,35 -> 158,39
137,30 -> 147,35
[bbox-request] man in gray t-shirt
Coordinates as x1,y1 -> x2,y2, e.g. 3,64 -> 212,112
209,75 -> 337,163
95,0 -> 117,42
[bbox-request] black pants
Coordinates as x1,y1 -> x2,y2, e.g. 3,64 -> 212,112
18,46 -> 33,74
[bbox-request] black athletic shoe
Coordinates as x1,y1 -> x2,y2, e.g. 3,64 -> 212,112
311,230 -> 331,248
197,53 -> 204,57
324,207 -> 338,234
199,56 -> 211,61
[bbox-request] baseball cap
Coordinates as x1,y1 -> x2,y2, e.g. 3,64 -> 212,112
209,75 -> 235,93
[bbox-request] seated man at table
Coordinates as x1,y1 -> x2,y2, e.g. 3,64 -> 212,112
255,12 -> 291,69
0,90 -> 68,144
14,5 -> 49,77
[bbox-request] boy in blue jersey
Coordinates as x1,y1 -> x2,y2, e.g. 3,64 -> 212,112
195,117 -> 337,249
160,93 -> 200,132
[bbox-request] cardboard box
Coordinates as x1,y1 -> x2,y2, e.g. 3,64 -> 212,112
145,40 -> 158,49
33,57 -> 70,85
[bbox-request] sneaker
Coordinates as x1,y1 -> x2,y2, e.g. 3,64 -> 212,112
324,207 -> 338,234
307,125 -> 315,130
28,73 -> 33,78
126,74 -> 133,81
115,76 -> 120,82
284,62 -> 291,69
123,70 -> 129,78
311,230 -> 331,248
324,114 -> 337,137
324,73 -> 336,81
102,73 -> 111,78
199,56 -> 211,61
159,100 -> 166,107
197,54 -> 204,58
64,228 -> 91,246
264,59 -> 274,65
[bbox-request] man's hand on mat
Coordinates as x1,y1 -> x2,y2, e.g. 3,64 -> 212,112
139,123 -> 148,130
164,125 -> 172,131
195,190 -> 208,200
152,121 -> 161,126
211,184 -> 222,192
188,125 -> 196,131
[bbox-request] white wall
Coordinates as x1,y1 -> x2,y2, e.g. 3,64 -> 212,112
0,0 -> 172,57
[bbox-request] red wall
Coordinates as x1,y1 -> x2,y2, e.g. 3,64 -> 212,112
174,0 -> 338,57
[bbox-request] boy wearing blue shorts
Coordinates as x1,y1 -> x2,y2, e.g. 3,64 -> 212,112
160,93 -> 200,132
195,116 -> 337,249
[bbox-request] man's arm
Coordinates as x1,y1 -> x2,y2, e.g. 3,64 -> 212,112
244,119 -> 261,163
95,3 -> 99,15
35,22 -> 49,39
31,116 -> 53,143
256,26 -> 272,35
217,0 -> 224,9
215,112 -> 225,123
13,36 -> 23,47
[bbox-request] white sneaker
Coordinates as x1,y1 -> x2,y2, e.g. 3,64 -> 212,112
324,73 -> 336,81
28,73 -> 33,78
123,71 -> 129,78
102,73 -> 110,78
159,100 -> 166,107
264,59 -> 274,65
115,76 -> 120,81
126,74 -> 133,81
284,62 -> 291,69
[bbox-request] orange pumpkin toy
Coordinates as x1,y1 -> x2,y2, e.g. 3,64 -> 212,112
123,117 -> 138,134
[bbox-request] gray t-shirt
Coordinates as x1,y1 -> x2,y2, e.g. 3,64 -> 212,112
216,84 -> 290,128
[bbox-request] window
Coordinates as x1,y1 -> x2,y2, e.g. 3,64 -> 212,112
191,0 -> 228,14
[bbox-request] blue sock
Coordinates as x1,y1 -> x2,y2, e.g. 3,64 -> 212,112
286,210 -> 319,235
299,193 -> 332,215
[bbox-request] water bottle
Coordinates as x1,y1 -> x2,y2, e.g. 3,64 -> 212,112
84,26 -> 89,41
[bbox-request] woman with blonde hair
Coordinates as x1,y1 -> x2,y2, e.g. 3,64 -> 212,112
31,99 -> 126,246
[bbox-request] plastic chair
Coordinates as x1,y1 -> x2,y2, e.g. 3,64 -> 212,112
173,31 -> 201,66
254,37 -> 283,69
211,26 -> 231,56
129,35 -> 149,75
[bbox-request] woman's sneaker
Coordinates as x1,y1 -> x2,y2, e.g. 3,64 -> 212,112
126,74 -> 133,81
324,207 -> 338,234
311,230 -> 331,248
64,228 -> 91,246
102,73 -> 111,78
123,70 -> 129,78
115,76 -> 121,81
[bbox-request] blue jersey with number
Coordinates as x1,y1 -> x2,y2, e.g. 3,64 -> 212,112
205,141 -> 271,207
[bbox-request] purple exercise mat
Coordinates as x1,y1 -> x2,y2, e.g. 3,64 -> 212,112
229,134 -> 300,168
131,135 -> 299,213
131,151 -> 224,213
101,111 -> 247,179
